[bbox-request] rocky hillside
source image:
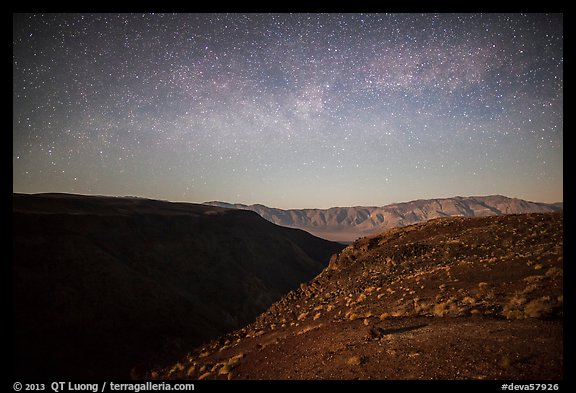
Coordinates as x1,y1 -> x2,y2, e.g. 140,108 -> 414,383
154,212 -> 563,380
12,193 -> 344,379
205,196 -> 562,242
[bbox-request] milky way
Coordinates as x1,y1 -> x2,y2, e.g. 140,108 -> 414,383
13,13 -> 563,208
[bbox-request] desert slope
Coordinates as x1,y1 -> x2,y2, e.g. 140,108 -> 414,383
205,195 -> 562,242
12,193 -> 344,379
156,212 -> 563,380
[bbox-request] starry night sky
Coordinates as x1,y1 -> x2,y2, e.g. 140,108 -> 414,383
13,13 -> 563,209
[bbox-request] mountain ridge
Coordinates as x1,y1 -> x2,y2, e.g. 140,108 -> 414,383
204,195 -> 562,242
12,193 -> 344,379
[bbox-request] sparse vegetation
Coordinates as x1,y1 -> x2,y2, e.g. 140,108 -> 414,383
546,267 -> 563,278
502,275 -> 563,320
152,212 -> 562,380
296,324 -> 322,336
433,299 -> 460,317
346,355 -> 364,366
197,372 -> 211,380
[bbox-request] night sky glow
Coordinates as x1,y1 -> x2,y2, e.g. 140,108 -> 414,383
13,13 -> 563,209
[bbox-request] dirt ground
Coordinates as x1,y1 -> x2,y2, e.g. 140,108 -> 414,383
151,213 -> 563,380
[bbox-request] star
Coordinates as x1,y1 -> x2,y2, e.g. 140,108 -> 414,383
13,13 -> 563,208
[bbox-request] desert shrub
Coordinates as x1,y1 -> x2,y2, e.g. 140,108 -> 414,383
500,355 -> 511,369
219,364 -> 232,375
433,300 -> 460,317
198,372 -> 211,380
297,325 -> 321,335
413,298 -> 432,315
228,353 -> 245,365
503,294 -> 562,320
523,276 -> 544,287
545,267 -> 563,278
502,293 -> 527,319
524,297 -> 557,318
347,355 -> 364,366
477,282 -> 496,300
522,283 -> 542,296
166,362 -> 185,378
392,300 -> 415,317
503,307 -> 524,320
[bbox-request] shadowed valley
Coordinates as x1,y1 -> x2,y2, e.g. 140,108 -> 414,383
12,193 -> 344,379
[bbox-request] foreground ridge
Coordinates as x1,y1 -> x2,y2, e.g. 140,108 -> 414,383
151,212 -> 563,380
12,193 -> 344,379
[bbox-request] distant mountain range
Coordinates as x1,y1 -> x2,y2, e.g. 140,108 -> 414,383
205,195 -> 563,242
